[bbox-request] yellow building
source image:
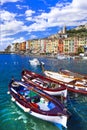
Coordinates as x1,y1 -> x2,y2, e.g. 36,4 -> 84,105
30,39 -> 41,53
78,37 -> 86,47
40,39 -> 45,54
63,37 -> 74,54
46,39 -> 53,54
52,38 -> 58,54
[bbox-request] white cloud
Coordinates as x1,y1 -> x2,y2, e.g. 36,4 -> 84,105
29,35 -> 38,40
0,10 -> 27,37
16,5 -> 23,9
0,36 -> 26,51
39,0 -> 48,5
12,37 -> 26,43
72,0 -> 87,9
1,10 -> 16,22
0,10 -> 28,50
25,10 -> 35,17
26,17 -> 33,21
25,9 -> 36,21
16,4 -> 28,9
1,36 -> 14,42
0,37 -> 15,51
33,0 -> 87,27
0,0 -> 21,5
27,22 -> 47,32
0,0 -> 87,51
1,20 -> 26,37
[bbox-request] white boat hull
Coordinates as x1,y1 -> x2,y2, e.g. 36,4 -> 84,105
29,58 -> 44,66
14,99 -> 67,128
44,89 -> 67,98
83,56 -> 87,60
29,60 -> 40,66
44,71 -> 87,94
44,71 -> 74,83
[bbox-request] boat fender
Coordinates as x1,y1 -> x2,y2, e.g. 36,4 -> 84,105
57,112 -> 62,116
24,108 -> 31,112
21,78 -> 24,82
20,96 -> 23,99
11,97 -> 15,102
63,108 -> 67,112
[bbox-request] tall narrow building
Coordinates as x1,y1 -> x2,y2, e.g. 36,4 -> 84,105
63,25 -> 66,34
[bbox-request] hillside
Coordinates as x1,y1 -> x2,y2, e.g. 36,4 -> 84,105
75,23 -> 87,30
48,23 -> 87,39
66,23 -> 87,37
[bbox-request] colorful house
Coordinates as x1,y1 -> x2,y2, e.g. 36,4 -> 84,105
19,42 -> 26,51
58,38 -> 64,53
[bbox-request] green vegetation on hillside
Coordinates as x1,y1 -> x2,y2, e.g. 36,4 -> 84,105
66,28 -> 87,37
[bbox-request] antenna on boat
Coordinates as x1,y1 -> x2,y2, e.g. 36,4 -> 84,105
41,63 -> 45,73
22,68 -> 25,74
59,68 -> 64,72
11,76 -> 14,82
61,92 -> 65,103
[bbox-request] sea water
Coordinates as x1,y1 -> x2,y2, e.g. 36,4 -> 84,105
0,54 -> 87,130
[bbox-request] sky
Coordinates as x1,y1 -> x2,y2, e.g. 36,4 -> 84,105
0,0 -> 87,51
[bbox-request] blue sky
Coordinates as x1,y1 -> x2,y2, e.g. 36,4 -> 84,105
0,0 -> 87,51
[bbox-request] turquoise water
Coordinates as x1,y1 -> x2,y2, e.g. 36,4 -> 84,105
0,54 -> 87,130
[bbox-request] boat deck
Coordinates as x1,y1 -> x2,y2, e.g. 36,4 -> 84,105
11,82 -> 60,113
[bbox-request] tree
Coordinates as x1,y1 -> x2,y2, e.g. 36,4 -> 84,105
77,46 -> 84,54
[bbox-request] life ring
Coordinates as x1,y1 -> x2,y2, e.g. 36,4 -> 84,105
12,81 -> 19,87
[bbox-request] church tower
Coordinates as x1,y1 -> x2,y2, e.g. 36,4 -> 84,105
62,25 -> 66,34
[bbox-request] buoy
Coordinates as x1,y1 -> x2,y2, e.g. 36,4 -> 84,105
21,78 -> 24,81
7,91 -> 10,94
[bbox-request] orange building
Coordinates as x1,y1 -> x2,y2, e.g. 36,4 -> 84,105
58,39 -> 64,53
19,42 -> 26,51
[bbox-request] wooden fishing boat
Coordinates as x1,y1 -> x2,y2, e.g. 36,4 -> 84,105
44,70 -> 87,95
59,69 -> 87,79
8,79 -> 69,128
21,69 -> 67,98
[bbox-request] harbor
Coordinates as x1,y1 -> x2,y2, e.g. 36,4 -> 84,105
0,54 -> 87,130
1,0 -> 87,129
